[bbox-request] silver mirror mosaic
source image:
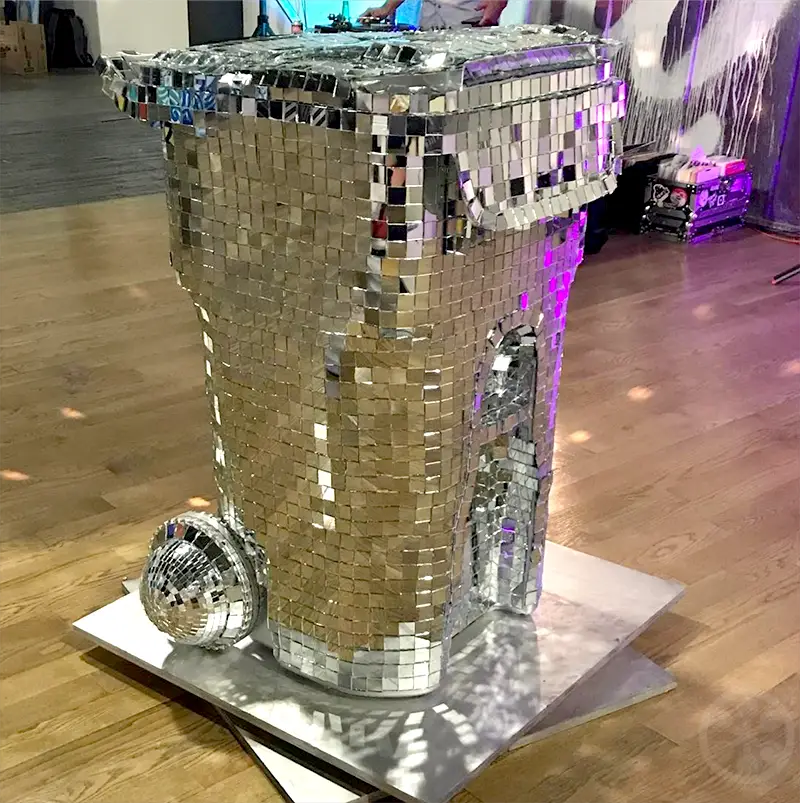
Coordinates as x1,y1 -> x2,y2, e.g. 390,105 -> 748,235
141,512 -> 264,648
102,25 -> 625,697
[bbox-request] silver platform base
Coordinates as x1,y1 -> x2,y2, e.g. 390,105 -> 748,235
123,567 -> 676,803
81,544 -> 683,803
218,646 -> 675,803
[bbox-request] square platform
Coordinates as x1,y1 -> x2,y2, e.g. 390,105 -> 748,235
217,645 -> 676,803
74,543 -> 683,803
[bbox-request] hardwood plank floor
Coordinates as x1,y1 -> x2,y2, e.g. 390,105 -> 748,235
1,195 -> 798,802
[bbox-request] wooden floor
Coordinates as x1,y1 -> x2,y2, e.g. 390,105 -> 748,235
0,72 -> 163,214
0,195 -> 798,803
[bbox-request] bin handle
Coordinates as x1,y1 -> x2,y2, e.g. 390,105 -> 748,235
456,162 -> 548,232
457,161 -> 616,232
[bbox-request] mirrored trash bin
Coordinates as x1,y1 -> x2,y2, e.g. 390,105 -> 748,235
102,26 -> 625,697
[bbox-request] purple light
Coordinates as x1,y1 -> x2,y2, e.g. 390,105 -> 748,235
682,3 -> 706,109
543,249 -> 553,268
549,353 -> 563,432
520,291 -> 529,310
574,110 -> 583,129
767,39 -> 799,221
474,393 -> 482,411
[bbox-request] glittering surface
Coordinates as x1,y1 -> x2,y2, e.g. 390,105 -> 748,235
141,512 -> 262,648
106,25 -> 624,696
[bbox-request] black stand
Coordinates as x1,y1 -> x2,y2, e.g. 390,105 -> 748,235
252,0 -> 273,36
772,264 -> 800,285
253,14 -> 274,36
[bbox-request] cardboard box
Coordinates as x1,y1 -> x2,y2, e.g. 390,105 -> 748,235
0,22 -> 48,76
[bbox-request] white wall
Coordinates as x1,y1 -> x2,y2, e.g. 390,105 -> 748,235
96,0 -> 189,55
58,0 -> 189,57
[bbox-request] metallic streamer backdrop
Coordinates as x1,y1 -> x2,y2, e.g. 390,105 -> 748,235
534,0 -> 799,234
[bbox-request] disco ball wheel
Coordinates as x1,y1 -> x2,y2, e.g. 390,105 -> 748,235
140,511 -> 263,649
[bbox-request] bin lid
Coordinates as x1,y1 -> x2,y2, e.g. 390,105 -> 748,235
104,25 -> 615,99
102,26 -> 625,230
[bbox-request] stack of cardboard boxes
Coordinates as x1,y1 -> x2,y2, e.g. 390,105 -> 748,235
1,21 -> 48,76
